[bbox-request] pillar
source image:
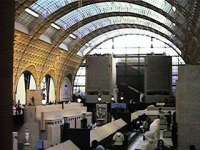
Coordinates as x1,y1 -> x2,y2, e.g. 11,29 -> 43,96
0,0 -> 14,149
176,65 -> 200,150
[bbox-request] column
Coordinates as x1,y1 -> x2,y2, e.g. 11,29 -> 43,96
176,65 -> 200,150
0,0 -> 15,150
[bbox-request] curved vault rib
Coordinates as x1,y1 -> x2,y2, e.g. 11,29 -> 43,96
79,32 -> 181,57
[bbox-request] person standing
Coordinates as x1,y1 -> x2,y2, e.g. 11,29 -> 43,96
81,113 -> 87,128
166,111 -> 172,130
16,100 -> 21,115
155,139 -> 170,150
172,112 -> 177,148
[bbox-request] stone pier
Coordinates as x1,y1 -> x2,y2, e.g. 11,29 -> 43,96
176,65 -> 200,150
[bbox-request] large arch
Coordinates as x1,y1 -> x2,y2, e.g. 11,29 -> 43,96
82,33 -> 181,58
72,33 -> 184,100
60,77 -> 72,102
14,65 -> 38,95
73,30 -> 183,81
63,24 -> 184,70
40,74 -> 56,104
71,24 -> 182,55
59,24 -> 180,75
59,24 -> 185,83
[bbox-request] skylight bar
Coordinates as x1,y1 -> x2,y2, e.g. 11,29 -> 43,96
69,34 -> 77,39
25,8 -> 39,18
51,23 -> 61,30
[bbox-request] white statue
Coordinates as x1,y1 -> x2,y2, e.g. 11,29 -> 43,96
24,129 -> 30,145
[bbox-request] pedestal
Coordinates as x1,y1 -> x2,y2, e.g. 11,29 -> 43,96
23,144 -> 31,150
13,132 -> 18,150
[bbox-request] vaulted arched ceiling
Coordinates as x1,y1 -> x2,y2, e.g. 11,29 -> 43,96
14,0 -> 200,70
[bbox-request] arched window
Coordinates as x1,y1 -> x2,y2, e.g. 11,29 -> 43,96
60,77 -> 72,102
16,71 -> 36,104
41,75 -> 56,104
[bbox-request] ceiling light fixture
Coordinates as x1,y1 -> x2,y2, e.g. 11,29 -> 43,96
25,8 -> 39,18
98,97 -> 102,102
51,23 -> 61,30
69,34 -> 77,40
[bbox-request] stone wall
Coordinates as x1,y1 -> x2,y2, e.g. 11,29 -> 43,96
13,31 -> 81,102
176,65 -> 200,150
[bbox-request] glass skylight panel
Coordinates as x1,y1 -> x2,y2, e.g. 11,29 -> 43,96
143,0 -> 171,13
73,16 -> 173,39
30,0 -> 182,22
74,19 -> 112,38
31,0 -> 75,17
25,8 -> 39,17
75,32 -> 185,95
55,2 -> 173,30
